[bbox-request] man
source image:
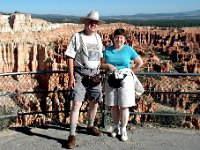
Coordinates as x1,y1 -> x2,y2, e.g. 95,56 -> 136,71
65,10 -> 104,149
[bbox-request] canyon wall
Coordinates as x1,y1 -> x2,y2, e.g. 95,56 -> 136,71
0,13 -> 82,72
1,13 -> 200,94
0,13 -> 200,74
0,13 -> 200,128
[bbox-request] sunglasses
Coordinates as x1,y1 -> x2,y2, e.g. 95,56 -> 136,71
86,19 -> 99,25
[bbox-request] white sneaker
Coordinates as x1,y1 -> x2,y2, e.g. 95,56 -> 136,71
111,128 -> 120,137
121,131 -> 128,141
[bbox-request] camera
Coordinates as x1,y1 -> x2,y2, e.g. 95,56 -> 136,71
114,71 -> 124,79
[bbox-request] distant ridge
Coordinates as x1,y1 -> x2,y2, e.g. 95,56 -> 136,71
1,10 -> 200,20
31,14 -> 81,20
103,10 -> 200,20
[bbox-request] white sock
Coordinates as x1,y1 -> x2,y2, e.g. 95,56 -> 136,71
70,124 -> 76,136
121,126 -> 126,132
88,119 -> 94,127
114,124 -> 120,129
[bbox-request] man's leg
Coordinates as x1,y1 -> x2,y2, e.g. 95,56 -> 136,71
67,101 -> 82,149
87,100 -> 98,126
86,100 -> 102,136
69,101 -> 82,135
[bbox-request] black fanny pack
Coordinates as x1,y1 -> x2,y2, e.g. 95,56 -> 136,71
107,72 -> 125,88
82,74 -> 102,87
75,69 -> 102,87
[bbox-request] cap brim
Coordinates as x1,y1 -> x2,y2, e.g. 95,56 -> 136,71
80,17 -> 105,25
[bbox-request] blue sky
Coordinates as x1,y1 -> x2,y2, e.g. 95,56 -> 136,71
0,0 -> 199,16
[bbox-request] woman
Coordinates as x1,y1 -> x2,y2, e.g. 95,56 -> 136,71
101,28 -> 143,141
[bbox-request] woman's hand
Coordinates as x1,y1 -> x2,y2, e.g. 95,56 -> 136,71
100,58 -> 117,72
131,56 -> 143,72
107,64 -> 117,72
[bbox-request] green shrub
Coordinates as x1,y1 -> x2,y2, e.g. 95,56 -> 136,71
153,106 -> 183,127
0,106 -> 17,130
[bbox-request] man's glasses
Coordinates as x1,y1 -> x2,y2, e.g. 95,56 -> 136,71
86,19 -> 99,25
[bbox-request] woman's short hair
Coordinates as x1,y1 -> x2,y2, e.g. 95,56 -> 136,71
114,28 -> 126,37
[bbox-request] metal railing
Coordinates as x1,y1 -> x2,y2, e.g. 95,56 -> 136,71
0,71 -> 200,130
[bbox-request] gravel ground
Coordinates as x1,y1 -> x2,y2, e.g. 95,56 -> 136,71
0,124 -> 200,150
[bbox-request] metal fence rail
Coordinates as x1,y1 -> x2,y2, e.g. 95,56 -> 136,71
0,71 -> 200,130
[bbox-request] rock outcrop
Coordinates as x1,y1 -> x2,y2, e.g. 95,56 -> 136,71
0,13 -> 64,32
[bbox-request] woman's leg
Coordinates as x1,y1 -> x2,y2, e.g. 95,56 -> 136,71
110,106 -> 121,137
111,106 -> 120,126
120,107 -> 129,128
120,107 -> 129,141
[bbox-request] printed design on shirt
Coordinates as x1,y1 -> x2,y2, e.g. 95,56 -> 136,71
86,43 -> 100,61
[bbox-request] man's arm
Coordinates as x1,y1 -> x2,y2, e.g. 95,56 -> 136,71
68,57 -> 75,89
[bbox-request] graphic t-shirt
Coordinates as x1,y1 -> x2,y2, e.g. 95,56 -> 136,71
65,31 -> 103,69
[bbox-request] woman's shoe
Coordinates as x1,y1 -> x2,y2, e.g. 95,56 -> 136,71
121,131 -> 128,141
111,128 -> 120,137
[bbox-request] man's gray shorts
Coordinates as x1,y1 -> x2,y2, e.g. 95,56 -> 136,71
71,67 -> 103,102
